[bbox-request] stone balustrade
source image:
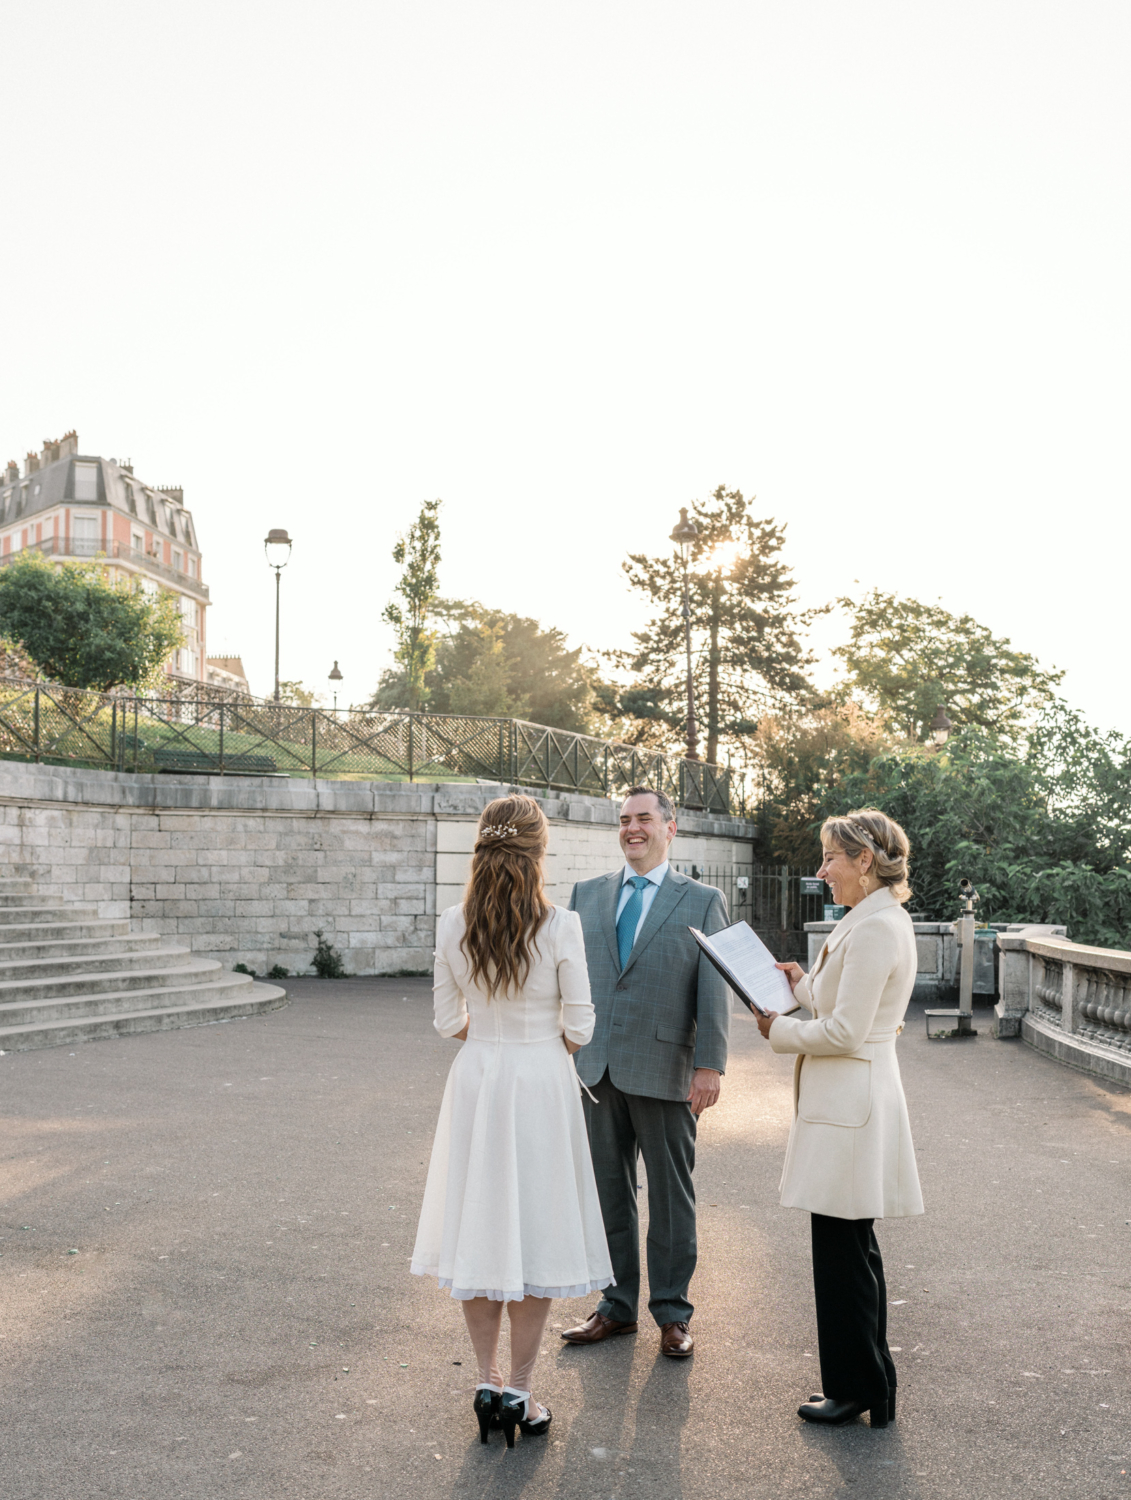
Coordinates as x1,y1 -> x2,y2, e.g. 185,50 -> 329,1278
996,930 -> 1131,1088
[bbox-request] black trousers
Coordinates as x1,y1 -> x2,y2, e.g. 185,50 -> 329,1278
810,1213 -> 896,1406
582,1070 -> 698,1327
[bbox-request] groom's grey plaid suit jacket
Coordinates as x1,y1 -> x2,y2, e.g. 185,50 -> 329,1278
569,869 -> 731,1102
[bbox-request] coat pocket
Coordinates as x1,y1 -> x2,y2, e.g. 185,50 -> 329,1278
797,1054 -> 872,1127
656,1024 -> 695,1047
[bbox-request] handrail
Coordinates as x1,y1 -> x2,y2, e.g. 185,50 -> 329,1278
0,677 -> 746,815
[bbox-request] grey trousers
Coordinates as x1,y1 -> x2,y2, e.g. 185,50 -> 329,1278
582,1070 -> 698,1327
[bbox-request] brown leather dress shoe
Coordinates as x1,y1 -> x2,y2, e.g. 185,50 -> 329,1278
660,1321 -> 694,1357
560,1312 -> 638,1344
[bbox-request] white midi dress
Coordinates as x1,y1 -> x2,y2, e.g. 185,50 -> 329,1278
411,903 -> 614,1303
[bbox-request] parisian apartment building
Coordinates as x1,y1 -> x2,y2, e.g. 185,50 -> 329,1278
0,431 -> 212,685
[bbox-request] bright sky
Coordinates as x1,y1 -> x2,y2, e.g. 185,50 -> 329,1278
1,2 -> 1127,728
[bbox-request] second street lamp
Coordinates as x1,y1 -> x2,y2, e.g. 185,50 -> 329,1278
328,659 -> 343,713
264,528 -> 293,703
669,507 -> 700,760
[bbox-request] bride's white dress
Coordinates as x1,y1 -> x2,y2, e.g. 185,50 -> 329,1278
411,903 -> 614,1302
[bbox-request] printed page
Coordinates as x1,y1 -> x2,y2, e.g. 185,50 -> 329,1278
707,922 -> 796,1013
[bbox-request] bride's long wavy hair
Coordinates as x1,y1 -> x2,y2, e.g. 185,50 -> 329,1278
460,794 -> 552,999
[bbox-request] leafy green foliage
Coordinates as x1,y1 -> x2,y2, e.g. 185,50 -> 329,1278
613,485 -> 818,764
382,499 -> 442,712
275,680 -> 322,707
371,600 -> 603,732
834,590 -> 1063,741
821,718 -> 1131,945
311,929 -> 347,978
0,551 -> 184,690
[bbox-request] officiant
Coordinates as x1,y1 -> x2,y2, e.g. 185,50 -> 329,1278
756,808 -> 924,1430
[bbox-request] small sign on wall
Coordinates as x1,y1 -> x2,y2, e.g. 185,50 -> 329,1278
800,877 -> 825,896
824,904 -> 848,921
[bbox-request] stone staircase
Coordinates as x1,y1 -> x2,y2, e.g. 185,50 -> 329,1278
0,877 -> 287,1051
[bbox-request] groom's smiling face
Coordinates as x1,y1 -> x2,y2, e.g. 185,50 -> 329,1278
619,793 -> 677,874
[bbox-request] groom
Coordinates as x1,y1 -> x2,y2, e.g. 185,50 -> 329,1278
563,786 -> 730,1357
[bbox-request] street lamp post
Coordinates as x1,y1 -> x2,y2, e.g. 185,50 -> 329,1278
328,659 -> 343,713
264,529 -> 293,703
669,507 -> 700,761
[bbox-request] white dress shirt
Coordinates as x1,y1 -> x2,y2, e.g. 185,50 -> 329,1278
615,860 -> 669,949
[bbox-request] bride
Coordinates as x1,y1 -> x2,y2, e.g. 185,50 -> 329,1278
411,794 -> 613,1449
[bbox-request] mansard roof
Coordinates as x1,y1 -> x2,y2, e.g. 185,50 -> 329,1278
0,449 -> 198,549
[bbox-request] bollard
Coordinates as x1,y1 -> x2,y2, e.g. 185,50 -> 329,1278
926,879 -> 980,1038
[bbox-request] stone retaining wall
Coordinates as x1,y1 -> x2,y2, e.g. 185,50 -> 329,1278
0,763 -> 756,976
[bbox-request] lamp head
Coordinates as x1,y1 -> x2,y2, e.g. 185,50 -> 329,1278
929,704 -> 952,745
264,528 -> 293,569
669,506 -> 698,553
328,660 -> 343,682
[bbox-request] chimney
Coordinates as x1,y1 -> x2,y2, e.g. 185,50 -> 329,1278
59,430 -> 78,459
41,438 -> 60,467
24,451 -> 39,476
4,461 -> 17,484
158,486 -> 184,504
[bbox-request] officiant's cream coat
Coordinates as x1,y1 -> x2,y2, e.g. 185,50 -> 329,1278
768,887 -> 924,1221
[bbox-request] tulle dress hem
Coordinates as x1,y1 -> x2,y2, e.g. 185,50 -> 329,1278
410,1266 -> 615,1303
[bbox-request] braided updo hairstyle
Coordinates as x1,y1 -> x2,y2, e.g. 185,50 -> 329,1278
460,794 -> 552,998
820,807 -> 912,904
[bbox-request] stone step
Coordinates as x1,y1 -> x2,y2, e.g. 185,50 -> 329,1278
0,891 -> 67,908
0,932 -> 162,965
0,958 -> 222,1006
0,879 -> 36,895
0,980 -> 288,1051
0,919 -> 131,946
0,943 -> 189,985
0,903 -> 99,925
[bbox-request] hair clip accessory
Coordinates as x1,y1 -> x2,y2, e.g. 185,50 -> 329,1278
480,824 -> 518,839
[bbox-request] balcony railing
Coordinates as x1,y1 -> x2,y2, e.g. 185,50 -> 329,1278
0,535 -> 209,599
0,677 -> 747,816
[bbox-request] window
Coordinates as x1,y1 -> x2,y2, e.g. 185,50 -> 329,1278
172,549 -> 183,573
180,649 -> 198,677
73,515 -> 98,556
145,492 -> 156,526
132,531 -> 144,553
187,555 -> 197,578
16,488 -> 26,517
124,483 -> 137,517
74,463 -> 99,501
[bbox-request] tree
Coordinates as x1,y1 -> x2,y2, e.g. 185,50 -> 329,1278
0,551 -> 183,690
834,590 -> 1063,741
275,680 -> 322,708
613,486 -> 818,765
751,703 -> 897,868
370,600 -> 602,732
382,499 -> 442,712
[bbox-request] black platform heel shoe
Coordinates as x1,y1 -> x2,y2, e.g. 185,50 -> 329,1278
473,1385 -> 501,1444
798,1396 -> 888,1428
499,1389 -> 552,1449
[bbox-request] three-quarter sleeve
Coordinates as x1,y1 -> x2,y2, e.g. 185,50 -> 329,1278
769,922 -> 897,1056
432,908 -> 469,1039
556,908 -> 596,1047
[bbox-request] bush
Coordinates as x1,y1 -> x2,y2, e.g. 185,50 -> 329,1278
267,963 -> 290,979
311,930 -> 347,978
232,962 -> 255,976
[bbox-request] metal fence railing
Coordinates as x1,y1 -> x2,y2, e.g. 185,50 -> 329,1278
671,861 -> 826,961
0,677 -> 741,814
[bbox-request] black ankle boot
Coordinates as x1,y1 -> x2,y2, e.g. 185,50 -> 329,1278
799,1396 -> 888,1428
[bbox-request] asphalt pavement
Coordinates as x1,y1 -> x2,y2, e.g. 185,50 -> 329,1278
1,976 -> 1129,1500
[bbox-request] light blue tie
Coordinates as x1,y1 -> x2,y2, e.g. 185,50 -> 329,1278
617,875 -> 651,970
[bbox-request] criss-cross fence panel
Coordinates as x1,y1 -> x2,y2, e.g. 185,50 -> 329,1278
0,677 -> 743,814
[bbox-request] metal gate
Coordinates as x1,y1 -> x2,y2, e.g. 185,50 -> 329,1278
671,862 -> 826,962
